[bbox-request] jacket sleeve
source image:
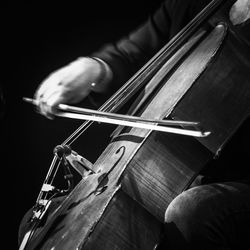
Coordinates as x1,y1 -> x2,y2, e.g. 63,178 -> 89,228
91,0 -> 210,94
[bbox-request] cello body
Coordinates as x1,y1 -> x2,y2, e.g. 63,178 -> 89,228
21,0 -> 250,249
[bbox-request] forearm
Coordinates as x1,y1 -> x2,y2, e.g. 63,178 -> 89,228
91,0 -> 212,93
91,1 -> 172,92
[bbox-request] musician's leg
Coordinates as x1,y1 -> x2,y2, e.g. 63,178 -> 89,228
156,181 -> 250,250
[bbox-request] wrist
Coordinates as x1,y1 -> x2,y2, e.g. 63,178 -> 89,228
87,57 -> 113,92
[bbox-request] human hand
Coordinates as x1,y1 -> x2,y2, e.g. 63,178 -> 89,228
34,57 -> 112,118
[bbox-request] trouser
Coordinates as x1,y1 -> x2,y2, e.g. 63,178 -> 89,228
157,181 -> 250,250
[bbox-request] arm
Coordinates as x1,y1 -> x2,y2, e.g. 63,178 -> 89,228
92,0 -> 212,91
34,0 -> 209,118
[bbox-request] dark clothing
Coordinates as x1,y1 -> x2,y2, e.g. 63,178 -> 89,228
19,1 -> 250,249
93,0 -> 213,89
94,0 -> 250,87
93,0 -> 250,248
162,182 -> 250,250
93,0 -> 250,184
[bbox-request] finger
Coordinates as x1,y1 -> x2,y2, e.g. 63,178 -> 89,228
39,99 -> 54,120
35,74 -> 59,100
35,67 -> 66,100
39,88 -> 67,119
35,77 -> 63,116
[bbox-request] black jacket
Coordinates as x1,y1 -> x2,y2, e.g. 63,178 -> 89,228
93,0 -> 250,184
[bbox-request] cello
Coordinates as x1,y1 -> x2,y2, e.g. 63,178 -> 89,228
19,0 -> 250,249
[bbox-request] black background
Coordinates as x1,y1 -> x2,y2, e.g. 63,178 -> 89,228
2,1 -> 250,249
2,1 -> 162,249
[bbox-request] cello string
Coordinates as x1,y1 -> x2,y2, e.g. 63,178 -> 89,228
21,1 -> 229,248
23,1 -> 224,148
89,0 -> 224,116
23,97 -> 199,127
36,155 -> 60,203
60,0 -> 225,146
33,0 -> 221,213
20,192 -> 58,250
25,0 -> 224,204
58,103 -> 199,126
57,111 -> 209,137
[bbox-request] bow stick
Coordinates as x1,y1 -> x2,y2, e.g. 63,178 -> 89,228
23,97 -> 210,137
